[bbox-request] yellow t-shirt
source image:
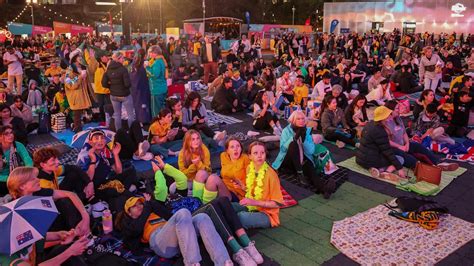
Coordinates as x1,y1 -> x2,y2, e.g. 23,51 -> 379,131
149,121 -> 171,144
45,66 -> 62,77
193,42 -> 202,56
220,152 -> 250,199
293,85 -> 309,106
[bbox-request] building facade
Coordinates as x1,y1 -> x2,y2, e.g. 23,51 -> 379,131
323,0 -> 473,34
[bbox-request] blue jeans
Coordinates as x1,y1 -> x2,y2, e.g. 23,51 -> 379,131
393,141 -> 439,169
150,140 -> 183,159
231,202 -> 271,229
149,209 -> 230,266
110,94 -> 136,131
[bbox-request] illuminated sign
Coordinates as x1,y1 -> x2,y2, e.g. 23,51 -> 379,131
451,3 -> 466,17
0,29 -> 13,42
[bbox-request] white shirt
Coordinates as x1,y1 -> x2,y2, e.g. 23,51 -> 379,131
311,80 -> 332,101
3,51 -> 23,75
366,85 -> 393,105
241,39 -> 251,53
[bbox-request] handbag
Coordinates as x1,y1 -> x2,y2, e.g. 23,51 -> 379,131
414,161 -> 441,185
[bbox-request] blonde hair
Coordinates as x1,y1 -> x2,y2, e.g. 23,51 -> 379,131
7,167 -> 39,199
181,129 -> 205,168
287,110 -> 307,125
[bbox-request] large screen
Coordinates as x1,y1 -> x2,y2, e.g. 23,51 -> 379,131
323,0 -> 474,34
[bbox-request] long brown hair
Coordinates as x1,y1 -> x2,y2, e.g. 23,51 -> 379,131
181,129 -> 205,167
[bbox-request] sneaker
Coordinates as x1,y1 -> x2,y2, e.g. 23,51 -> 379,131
355,142 -> 360,148
203,95 -> 213,101
243,241 -> 264,264
224,260 -> 234,266
323,178 -> 336,199
213,130 -> 227,142
233,249 -> 257,266
369,167 -> 380,178
138,140 -> 150,157
336,140 -> 345,148
437,162 -> 459,171
273,126 -> 281,136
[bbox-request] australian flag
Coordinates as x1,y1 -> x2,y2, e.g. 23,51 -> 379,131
41,199 -> 52,208
16,230 -> 34,245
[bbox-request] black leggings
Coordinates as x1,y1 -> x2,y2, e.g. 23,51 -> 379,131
58,165 -> 91,203
253,111 -> 278,130
324,129 -> 356,146
49,198 -> 82,232
190,123 -> 215,138
194,197 -> 244,241
280,140 -> 325,191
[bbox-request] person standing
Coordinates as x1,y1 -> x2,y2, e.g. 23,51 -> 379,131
419,46 -> 443,92
201,36 -> 221,85
65,54 -> 93,133
102,52 -> 135,131
3,46 -> 24,95
146,45 -> 168,117
130,49 -> 152,124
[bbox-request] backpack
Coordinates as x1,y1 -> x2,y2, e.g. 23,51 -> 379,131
384,196 -> 448,214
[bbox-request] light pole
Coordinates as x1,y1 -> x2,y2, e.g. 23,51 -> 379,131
159,0 -> 163,34
26,0 -> 37,28
202,0 -> 206,35
292,5 -> 296,25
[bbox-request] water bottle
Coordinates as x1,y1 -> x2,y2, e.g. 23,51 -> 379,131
102,209 -> 113,234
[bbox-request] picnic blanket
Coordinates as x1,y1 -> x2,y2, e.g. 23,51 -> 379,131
206,110 -> 243,127
395,91 -> 442,104
27,139 -> 80,165
331,205 -> 474,265
280,186 -> 298,208
87,233 -> 174,266
336,157 -> 467,196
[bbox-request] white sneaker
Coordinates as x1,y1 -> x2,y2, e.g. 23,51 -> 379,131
138,140 -> 150,157
203,95 -> 213,101
243,242 -> 264,264
233,249 -> 257,266
273,126 -> 281,136
224,260 -> 234,266
213,130 -> 227,142
247,130 -> 260,137
140,152 -> 154,161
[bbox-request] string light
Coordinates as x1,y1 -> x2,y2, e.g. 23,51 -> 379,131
7,5 -> 30,27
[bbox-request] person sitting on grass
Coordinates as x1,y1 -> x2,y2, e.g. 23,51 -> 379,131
77,128 -> 137,213
384,100 -> 458,172
212,77 -> 242,114
7,166 -> 90,236
232,141 -> 283,229
220,137 -> 250,200
149,108 -> 183,159
413,103 -> 455,145
321,95 -> 357,148
252,90 -> 283,136
33,147 -> 94,203
178,130 -> 231,204
356,106 -> 407,181
272,110 -> 338,198
117,195 -> 234,265
344,94 -> 369,138
183,91 -> 226,144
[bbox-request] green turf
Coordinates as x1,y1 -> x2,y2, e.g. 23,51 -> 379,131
252,182 -> 392,265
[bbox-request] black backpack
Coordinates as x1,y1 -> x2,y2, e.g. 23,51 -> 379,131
384,196 -> 448,214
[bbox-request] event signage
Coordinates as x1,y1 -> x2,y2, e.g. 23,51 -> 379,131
340,28 -> 350,33
451,3 -> 467,17
330,19 -> 339,33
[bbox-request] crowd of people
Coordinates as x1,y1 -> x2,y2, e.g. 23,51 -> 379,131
0,28 -> 473,265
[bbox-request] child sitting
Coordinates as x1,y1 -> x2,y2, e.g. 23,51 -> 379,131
26,79 -> 44,112
413,103 -> 455,145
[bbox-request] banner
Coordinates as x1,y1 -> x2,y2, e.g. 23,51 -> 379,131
32,25 -> 52,35
330,19 -> 339,33
71,25 -> 93,35
165,27 -> 179,43
7,22 -> 33,35
53,21 -> 71,34
183,23 -> 204,35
